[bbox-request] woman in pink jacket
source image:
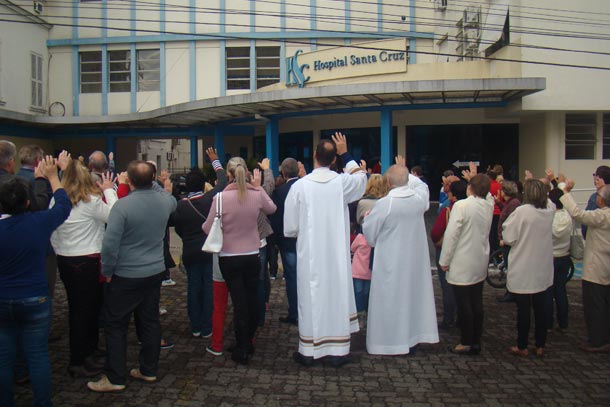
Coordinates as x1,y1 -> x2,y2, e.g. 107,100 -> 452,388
203,157 -> 276,364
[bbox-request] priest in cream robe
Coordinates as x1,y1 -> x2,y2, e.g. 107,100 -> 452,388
363,160 -> 439,355
284,133 -> 367,366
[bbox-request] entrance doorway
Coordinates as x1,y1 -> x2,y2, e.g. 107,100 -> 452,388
279,131 -> 314,173
406,124 -> 519,200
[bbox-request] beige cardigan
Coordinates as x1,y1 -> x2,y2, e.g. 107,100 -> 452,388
560,193 -> 610,285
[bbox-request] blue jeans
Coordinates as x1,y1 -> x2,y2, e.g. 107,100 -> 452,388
435,248 -> 456,325
353,278 -> 371,313
278,239 -> 298,320
0,296 -> 52,407
186,260 -> 213,335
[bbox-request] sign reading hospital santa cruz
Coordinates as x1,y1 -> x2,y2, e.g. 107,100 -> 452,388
286,38 -> 408,88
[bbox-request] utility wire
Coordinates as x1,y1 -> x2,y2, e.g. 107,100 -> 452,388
3,17 -> 610,71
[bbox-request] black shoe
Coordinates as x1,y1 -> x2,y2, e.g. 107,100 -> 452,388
292,352 -> 316,367
324,354 -> 352,368
48,332 -> 61,343
497,292 -> 516,303
14,375 -> 30,386
231,350 -> 249,365
279,316 -> 298,326
226,343 -> 255,356
67,364 -> 103,378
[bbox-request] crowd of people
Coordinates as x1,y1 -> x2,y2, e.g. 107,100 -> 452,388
1,136 -> 609,406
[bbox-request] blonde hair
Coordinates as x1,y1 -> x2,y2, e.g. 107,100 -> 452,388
61,160 -> 101,205
227,157 -> 248,202
365,173 -> 388,197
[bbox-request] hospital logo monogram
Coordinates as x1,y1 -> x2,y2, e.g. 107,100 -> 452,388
285,50 -> 310,88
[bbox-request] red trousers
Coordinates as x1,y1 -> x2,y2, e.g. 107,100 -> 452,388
211,281 -> 229,352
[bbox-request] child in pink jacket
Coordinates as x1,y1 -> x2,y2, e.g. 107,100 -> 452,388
351,232 -> 372,318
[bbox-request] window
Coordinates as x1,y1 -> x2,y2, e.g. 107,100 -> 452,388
565,113 -> 596,160
108,50 -> 130,92
255,46 -> 280,89
80,51 -> 102,93
226,47 -> 250,90
137,49 -> 160,91
602,113 -> 610,160
30,53 -> 43,108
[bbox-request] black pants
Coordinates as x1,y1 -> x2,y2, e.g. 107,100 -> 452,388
57,255 -> 103,366
219,254 -> 260,356
489,214 -> 500,255
582,280 -> 610,347
514,290 -> 548,349
104,272 -> 163,385
452,281 -> 484,347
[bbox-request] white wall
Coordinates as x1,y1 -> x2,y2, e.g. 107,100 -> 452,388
0,6 -> 49,115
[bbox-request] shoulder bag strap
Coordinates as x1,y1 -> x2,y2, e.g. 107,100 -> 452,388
186,198 -> 207,220
217,192 -> 222,228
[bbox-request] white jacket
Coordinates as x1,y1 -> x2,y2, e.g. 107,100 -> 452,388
439,194 -> 495,285
552,209 -> 572,258
502,204 -> 554,294
51,189 -> 117,256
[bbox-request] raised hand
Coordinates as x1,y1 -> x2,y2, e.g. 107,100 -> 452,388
117,171 -> 128,185
469,161 -> 477,176
258,158 -> 270,171
159,169 -> 169,183
359,159 -> 367,172
395,155 -> 406,167
524,170 -> 533,180
564,178 -> 575,193
97,171 -> 116,191
57,150 -> 71,171
557,172 -> 566,183
461,169 -> 473,182
545,168 -> 555,181
37,155 -> 58,180
206,147 -> 218,162
108,152 -> 114,161
252,168 -> 262,187
331,132 -> 347,155
163,177 -> 172,193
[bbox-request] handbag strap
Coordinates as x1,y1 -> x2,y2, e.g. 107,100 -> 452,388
186,198 -> 206,220
216,192 -> 222,228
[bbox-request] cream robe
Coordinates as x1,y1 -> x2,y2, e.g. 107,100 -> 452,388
363,177 -> 439,355
284,162 -> 366,358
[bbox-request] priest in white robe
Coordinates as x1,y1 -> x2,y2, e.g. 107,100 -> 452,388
363,160 -> 439,355
284,133 -> 366,366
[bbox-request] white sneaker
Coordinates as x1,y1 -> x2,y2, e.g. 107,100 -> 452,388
87,375 -> 125,392
192,332 -> 201,338
206,345 -> 222,356
130,368 -> 156,383
162,279 -> 176,287
159,307 -> 168,316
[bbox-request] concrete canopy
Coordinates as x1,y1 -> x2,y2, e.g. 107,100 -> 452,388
0,78 -> 545,131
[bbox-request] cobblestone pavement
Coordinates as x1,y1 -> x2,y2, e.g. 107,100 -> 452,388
13,205 -> 610,406
14,267 -> 610,407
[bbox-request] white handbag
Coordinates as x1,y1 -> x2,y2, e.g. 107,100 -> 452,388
202,192 -> 223,253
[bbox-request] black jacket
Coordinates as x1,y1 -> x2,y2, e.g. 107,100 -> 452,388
269,177 -> 299,249
169,169 -> 228,266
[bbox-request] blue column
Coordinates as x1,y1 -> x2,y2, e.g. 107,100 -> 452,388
266,118 -> 279,173
190,135 -> 198,169
214,127 -> 225,164
380,109 -> 392,173
105,135 -> 116,156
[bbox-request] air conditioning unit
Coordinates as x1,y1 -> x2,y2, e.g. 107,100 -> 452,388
435,0 -> 448,11
33,1 -> 43,14
464,28 -> 480,51
464,7 -> 480,28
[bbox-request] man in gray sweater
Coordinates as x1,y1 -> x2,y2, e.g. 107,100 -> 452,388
88,161 -> 177,392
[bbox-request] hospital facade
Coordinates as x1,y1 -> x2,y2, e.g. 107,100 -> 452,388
1,0 -> 609,201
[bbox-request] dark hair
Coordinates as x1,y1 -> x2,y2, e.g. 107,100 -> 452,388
185,170 -> 206,193
411,166 -> 423,176
449,180 -> 468,200
469,174 -> 491,198
501,180 -> 519,199
493,164 -> 504,176
523,179 -> 548,209
315,139 -> 336,167
0,176 -> 29,215
127,160 -> 155,188
443,169 -> 454,177
595,165 -> 610,185
548,188 -> 564,209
